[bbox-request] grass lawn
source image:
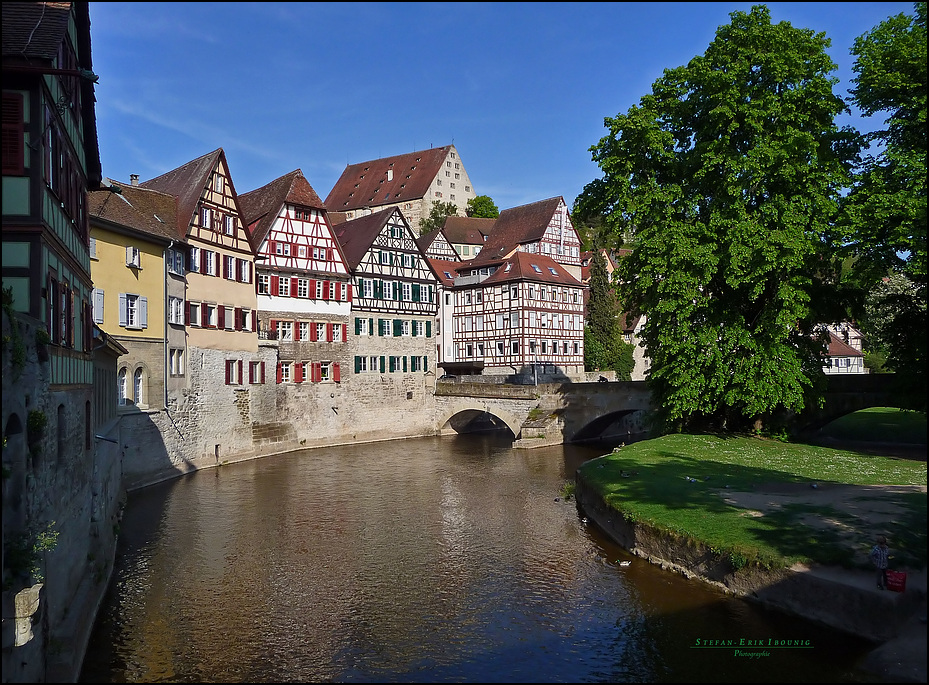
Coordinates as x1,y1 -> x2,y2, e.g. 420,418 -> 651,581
816,406 -> 927,444
577,426 -> 927,573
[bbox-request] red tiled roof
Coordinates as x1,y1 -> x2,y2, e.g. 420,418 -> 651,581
138,149 -> 223,239
88,180 -> 179,244
332,207 -> 401,269
442,216 -> 495,244
325,145 -> 453,211
479,251 -> 584,288
477,197 -> 564,260
238,169 -> 326,247
826,332 -> 863,357
426,258 -> 463,288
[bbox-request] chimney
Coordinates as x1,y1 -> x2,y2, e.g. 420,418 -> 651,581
130,174 -> 139,186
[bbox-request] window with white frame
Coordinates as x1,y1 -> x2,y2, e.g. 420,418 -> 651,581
167,248 -> 185,275
510,311 -> 519,327
117,368 -> 128,405
298,322 -> 309,340
133,368 -> 143,406
90,237 -> 97,259
189,246 -> 200,272
411,356 -> 421,372
201,207 -> 212,229
512,340 -> 519,354
225,255 -> 235,280
315,280 -> 324,299
280,362 -> 291,383
241,309 -> 252,331
362,279 -> 373,298
214,174 -> 224,192
249,361 -> 263,384
279,277 -> 290,297
205,250 -> 216,276
320,362 -> 331,382
258,273 -> 270,295
125,246 -> 141,268
204,304 -> 217,328
168,296 -> 184,325
401,283 -> 410,301
170,348 -> 185,376
279,321 -> 293,341
297,278 -> 309,298
414,321 -> 424,337
316,322 -> 326,341
340,282 -> 348,300
380,251 -> 389,265
224,306 -> 235,329
402,320 -> 411,336
189,302 -> 200,326
358,318 -> 370,335
329,281 -> 336,300
466,343 -> 473,357
119,293 -> 147,329
477,343 -> 484,357
332,323 -> 342,341
239,258 -> 251,283
497,341 -> 505,355
225,359 -> 242,385
224,215 -> 234,235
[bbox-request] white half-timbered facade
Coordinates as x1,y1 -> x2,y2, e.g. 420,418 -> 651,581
239,170 -> 352,385
332,207 -> 439,378
451,252 -> 586,379
416,227 -> 460,261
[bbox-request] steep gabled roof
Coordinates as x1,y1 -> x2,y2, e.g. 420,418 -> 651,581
479,251 -> 584,288
238,169 -> 326,247
325,145 -> 453,211
2,2 -> 72,60
477,197 -> 565,261
826,332 -> 863,358
442,216 -> 495,245
138,148 -> 223,239
332,206 -> 401,269
426,258 -> 463,288
88,179 -> 179,244
416,227 -> 443,253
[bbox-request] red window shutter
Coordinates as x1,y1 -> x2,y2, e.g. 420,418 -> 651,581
276,362 -> 283,384
261,361 -> 266,383
326,323 -> 333,342
200,249 -> 207,274
222,256 -> 227,279
238,360 -> 243,383
313,362 -> 321,383
269,319 -> 277,333
333,283 -> 341,301
347,284 -> 353,302
225,360 -> 230,385
201,304 -> 208,327
295,363 -> 303,383
309,279 -> 316,299
310,323 -> 317,342
269,241 -> 276,255
327,248 -> 333,261
333,363 -> 341,382
218,306 -> 225,329
292,242 -> 299,255
342,324 -> 348,342
322,281 -> 330,300
291,277 -> 299,295
271,275 -> 279,296
294,322 -> 301,341
2,92 -> 25,175
234,307 -> 242,330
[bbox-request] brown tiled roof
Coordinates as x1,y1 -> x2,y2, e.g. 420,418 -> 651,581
325,145 -> 453,211
416,227 -> 443,252
88,180 -> 179,244
238,169 -> 326,247
138,149 -> 223,239
442,216 -> 495,244
328,211 -> 349,226
477,197 -> 564,260
2,2 -> 72,60
332,207 -> 400,269
619,313 -> 641,333
826,332 -> 863,357
480,251 -> 584,288
426,258 -> 463,288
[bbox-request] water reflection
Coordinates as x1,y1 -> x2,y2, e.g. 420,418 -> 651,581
81,434 -> 874,683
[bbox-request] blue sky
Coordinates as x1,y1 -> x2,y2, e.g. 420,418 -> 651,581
88,2 -> 914,212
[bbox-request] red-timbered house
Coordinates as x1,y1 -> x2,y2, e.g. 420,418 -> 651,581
239,170 -> 352,386
331,207 -> 439,381
474,197 -> 581,280
448,252 -> 586,380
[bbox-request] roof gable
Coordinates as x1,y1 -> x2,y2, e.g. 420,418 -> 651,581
138,148 -> 224,239
479,197 -> 565,260
332,207 -> 399,269
480,251 -> 583,288
88,179 -> 179,243
239,169 -> 326,247
442,216 -> 496,244
325,145 -> 453,211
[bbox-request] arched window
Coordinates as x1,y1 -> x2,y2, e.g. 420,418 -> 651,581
118,368 -> 128,405
133,368 -> 143,407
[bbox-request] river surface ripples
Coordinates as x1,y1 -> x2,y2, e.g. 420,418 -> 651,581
80,433 -> 875,683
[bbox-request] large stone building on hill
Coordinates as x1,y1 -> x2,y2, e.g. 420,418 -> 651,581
325,145 -> 477,230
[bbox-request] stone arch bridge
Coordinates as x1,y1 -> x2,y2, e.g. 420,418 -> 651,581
434,374 -> 907,448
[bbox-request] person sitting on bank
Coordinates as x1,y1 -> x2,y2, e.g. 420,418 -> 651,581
869,535 -> 890,590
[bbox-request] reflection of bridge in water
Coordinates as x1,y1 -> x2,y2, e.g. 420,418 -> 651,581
434,374 -> 906,448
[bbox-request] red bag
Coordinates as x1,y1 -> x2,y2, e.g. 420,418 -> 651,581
885,570 -> 907,592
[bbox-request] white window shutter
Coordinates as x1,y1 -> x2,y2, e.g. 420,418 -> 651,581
140,297 -> 148,328
93,289 -> 104,324
118,293 -> 127,326
126,246 -> 133,266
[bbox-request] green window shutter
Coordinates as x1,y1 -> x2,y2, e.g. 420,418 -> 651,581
379,355 -> 385,373
411,321 -> 418,337
354,356 -> 361,373
374,280 -> 382,299
403,356 -> 408,372
424,356 -> 428,372
355,317 -> 361,335
426,320 -> 432,337
389,356 -> 395,372
393,319 -> 401,337
412,283 -> 420,301
368,317 -> 374,335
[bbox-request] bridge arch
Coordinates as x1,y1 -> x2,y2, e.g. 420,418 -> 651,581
568,408 -> 650,443
436,401 -> 525,438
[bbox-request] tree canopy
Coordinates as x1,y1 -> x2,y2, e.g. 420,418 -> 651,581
466,195 -> 499,218
576,5 -> 860,431
842,2 -> 926,406
419,200 -> 460,236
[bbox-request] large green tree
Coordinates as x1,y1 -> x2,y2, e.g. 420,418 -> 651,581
843,2 -> 926,406
576,5 -> 859,432
584,250 -> 634,379
466,195 -> 499,218
419,200 -> 460,236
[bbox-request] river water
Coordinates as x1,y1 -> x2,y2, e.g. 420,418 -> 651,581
79,433 -> 876,683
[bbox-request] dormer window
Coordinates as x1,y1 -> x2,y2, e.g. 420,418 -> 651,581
531,264 -> 542,273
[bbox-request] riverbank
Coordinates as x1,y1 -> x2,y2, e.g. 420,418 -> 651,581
574,434 -> 928,683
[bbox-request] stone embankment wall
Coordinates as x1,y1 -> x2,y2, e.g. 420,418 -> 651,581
574,475 -> 921,644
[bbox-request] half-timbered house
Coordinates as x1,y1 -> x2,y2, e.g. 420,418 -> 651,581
325,145 -> 477,229
416,226 -> 460,261
441,216 -> 495,261
426,258 -> 462,371
331,207 -> 439,384
239,169 -> 352,386
450,252 -> 586,380
473,197 -> 582,280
